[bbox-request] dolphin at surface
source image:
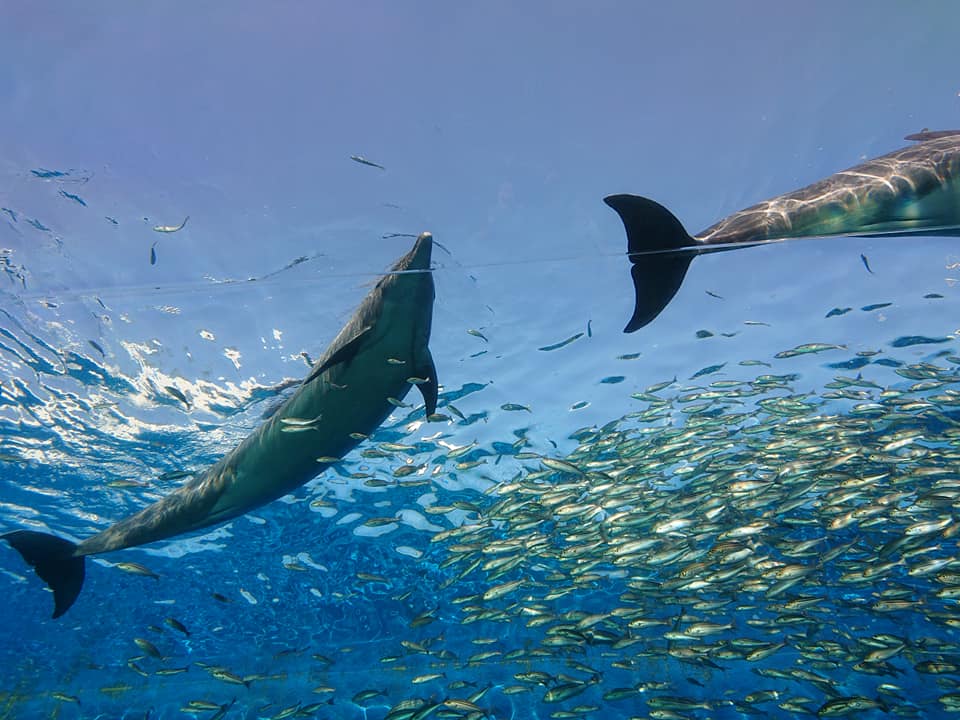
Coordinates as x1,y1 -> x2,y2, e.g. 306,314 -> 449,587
2,232 -> 439,618
605,130 -> 960,332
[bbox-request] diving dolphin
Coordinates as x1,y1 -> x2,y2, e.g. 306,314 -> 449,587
3,232 -> 438,618
605,130 -> 960,332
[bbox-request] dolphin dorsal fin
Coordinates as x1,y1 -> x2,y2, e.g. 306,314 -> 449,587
303,326 -> 373,385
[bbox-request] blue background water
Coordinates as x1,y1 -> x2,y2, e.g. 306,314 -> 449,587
2,3 -> 960,718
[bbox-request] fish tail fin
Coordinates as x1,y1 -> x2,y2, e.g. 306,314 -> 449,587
3,530 -> 84,618
604,194 -> 699,332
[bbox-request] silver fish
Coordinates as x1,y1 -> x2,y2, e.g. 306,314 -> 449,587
152,216 -> 189,233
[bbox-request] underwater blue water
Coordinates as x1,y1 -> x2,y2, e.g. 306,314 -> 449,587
3,3 -> 960,719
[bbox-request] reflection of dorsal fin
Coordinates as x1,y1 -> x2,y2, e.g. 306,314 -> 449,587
415,351 -> 439,416
904,129 -> 960,142
303,326 -> 373,385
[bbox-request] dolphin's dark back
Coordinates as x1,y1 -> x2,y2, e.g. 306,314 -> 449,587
696,133 -> 960,245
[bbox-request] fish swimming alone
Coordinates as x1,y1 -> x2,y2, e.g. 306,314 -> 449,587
3,233 -> 438,618
350,155 -> 386,171
605,130 -> 960,332
152,216 -> 189,233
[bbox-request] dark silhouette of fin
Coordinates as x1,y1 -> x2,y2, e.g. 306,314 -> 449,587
416,352 -> 438,416
604,194 -> 700,332
3,530 -> 84,618
303,326 -> 373,385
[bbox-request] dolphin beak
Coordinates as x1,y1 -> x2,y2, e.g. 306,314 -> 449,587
394,232 -> 433,272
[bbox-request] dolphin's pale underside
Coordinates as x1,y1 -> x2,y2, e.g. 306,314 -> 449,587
3,232 -> 438,618
605,130 -> 960,332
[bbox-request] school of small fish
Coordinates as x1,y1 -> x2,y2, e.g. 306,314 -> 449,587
6,163 -> 960,717
366,353 -> 960,719
5,340 -> 960,718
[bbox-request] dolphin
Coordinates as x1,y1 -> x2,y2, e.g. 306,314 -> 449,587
3,232 -> 438,618
605,130 -> 960,332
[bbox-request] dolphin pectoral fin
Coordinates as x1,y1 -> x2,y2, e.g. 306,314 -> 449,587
303,326 -> 374,385
604,194 -> 700,332
3,530 -> 85,619
416,351 -> 439,416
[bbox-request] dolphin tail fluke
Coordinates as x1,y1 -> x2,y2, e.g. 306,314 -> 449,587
3,530 -> 84,618
604,194 -> 700,333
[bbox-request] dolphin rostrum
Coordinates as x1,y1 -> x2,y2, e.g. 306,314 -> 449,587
605,130 -> 960,332
3,232 -> 438,618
